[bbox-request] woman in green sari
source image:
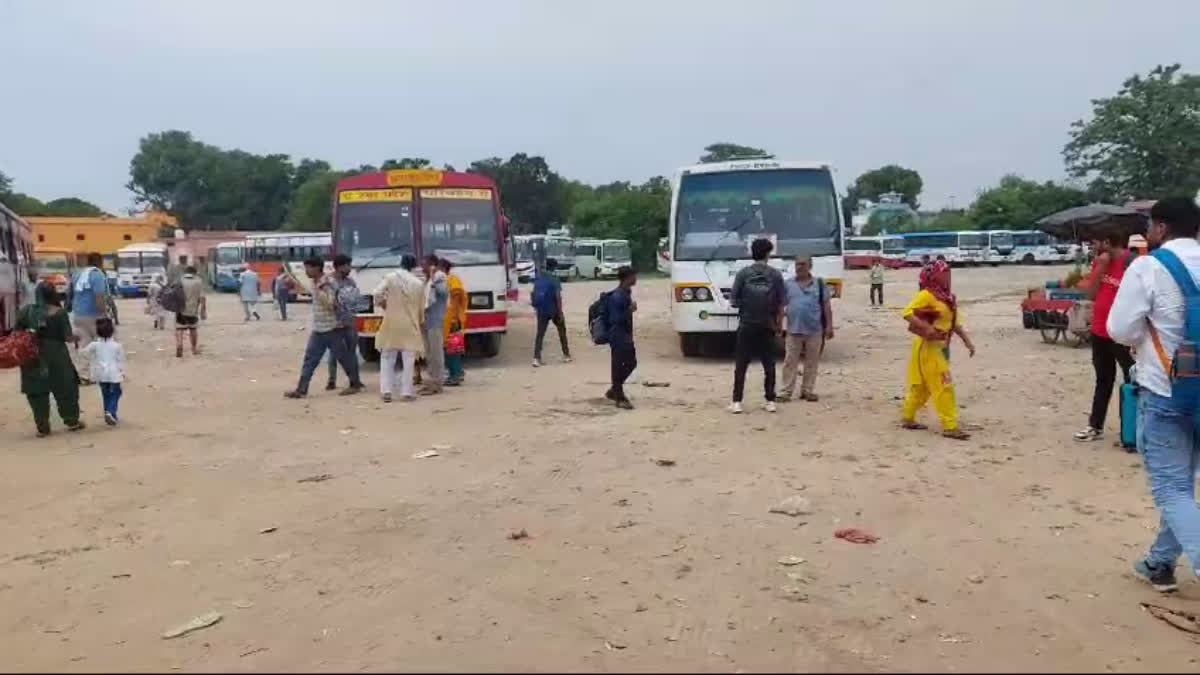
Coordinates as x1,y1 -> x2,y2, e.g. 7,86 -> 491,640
16,283 -> 84,436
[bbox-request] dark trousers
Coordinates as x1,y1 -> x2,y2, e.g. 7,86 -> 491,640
732,324 -> 777,403
328,327 -> 358,385
609,342 -> 637,400
534,312 -> 571,360
1089,334 -> 1134,429
870,283 -> 884,306
27,387 -> 81,434
297,327 -> 361,393
278,297 -> 288,320
99,382 -> 122,420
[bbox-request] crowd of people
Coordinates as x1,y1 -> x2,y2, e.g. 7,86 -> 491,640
10,198 -> 1200,599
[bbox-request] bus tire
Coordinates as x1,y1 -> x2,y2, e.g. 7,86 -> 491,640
358,337 -> 381,363
680,333 -> 703,357
1022,253 -> 1036,265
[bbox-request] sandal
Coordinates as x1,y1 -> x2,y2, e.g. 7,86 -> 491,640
901,421 -> 928,430
942,429 -> 971,441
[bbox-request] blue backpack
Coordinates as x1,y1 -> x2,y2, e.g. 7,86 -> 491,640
530,275 -> 558,316
1147,249 -> 1200,416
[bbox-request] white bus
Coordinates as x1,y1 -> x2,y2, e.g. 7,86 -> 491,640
513,234 -> 575,282
573,238 -> 631,279
1006,230 -> 1076,264
206,241 -> 245,292
0,201 -> 35,334
670,160 -> 844,357
984,230 -> 1014,264
115,241 -> 169,297
902,231 -> 993,265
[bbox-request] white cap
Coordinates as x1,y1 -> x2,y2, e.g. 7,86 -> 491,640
1128,234 -> 1147,248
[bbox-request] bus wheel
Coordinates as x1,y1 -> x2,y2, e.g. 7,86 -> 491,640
358,337 -> 381,363
1022,253 -> 1036,265
469,333 -> 502,358
593,267 -> 600,279
680,333 -> 703,357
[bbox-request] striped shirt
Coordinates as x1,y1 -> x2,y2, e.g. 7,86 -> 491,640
311,279 -> 339,333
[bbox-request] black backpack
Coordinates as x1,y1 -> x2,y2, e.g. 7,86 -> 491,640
588,291 -> 612,345
159,282 -> 186,314
738,266 -> 776,325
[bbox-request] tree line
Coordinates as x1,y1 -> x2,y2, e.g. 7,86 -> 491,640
0,172 -> 109,218
5,63 -> 1198,266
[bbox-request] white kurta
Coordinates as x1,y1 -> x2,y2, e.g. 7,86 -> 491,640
373,269 -> 426,355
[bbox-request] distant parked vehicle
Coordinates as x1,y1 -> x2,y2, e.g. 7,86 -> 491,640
573,238 -> 631,279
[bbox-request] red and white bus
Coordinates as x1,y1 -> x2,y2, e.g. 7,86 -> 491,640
0,201 -> 35,334
333,169 -> 512,360
843,235 -> 906,269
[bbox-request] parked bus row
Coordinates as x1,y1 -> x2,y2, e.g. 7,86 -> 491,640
204,232 -> 332,301
843,231 -> 1080,269
512,234 -> 632,283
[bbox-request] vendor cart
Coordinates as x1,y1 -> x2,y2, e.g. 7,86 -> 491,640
1020,288 -> 1092,347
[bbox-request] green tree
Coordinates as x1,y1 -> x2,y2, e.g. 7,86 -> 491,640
967,174 -> 1088,229
380,157 -> 433,170
699,142 -> 773,163
292,158 -> 332,191
1064,64 -> 1200,200
570,178 -> 669,270
468,153 -> 565,232
923,209 -> 974,232
288,171 -> 344,231
862,208 -> 918,235
128,130 -> 296,229
42,197 -> 106,217
0,170 -> 11,198
849,165 -> 923,209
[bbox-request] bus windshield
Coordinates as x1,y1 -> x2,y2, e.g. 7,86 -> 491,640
215,247 -> 243,265
119,252 -> 167,272
603,241 -> 631,262
546,237 -> 574,260
419,189 -> 500,265
958,233 -> 986,248
845,238 -> 882,252
336,200 -> 415,269
39,254 -> 70,273
675,168 -> 840,261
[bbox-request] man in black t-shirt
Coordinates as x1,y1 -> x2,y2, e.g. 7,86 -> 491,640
728,237 -> 786,414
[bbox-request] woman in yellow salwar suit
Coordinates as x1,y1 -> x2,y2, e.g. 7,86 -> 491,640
901,260 -> 976,440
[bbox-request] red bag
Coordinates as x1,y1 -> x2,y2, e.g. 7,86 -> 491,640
0,330 -> 39,369
445,332 -> 466,355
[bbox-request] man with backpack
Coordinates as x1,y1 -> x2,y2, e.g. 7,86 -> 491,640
531,258 -> 572,367
1107,196 -> 1200,593
589,266 -> 637,409
779,254 -> 833,402
728,238 -> 787,414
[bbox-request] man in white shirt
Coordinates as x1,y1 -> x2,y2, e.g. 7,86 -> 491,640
1106,196 -> 1200,593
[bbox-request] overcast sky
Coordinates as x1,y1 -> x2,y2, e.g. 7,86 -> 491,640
2,0 -> 1197,214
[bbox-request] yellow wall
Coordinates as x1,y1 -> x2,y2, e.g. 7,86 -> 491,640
27,214 -> 172,256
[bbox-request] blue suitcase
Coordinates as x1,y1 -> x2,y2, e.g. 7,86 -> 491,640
1119,382 -> 1139,451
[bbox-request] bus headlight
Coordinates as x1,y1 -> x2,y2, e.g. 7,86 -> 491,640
674,285 -> 714,302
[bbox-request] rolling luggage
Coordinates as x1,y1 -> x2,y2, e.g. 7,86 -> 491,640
1119,381 -> 1139,451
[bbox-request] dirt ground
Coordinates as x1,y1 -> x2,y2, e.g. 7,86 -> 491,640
3,266 -> 1200,672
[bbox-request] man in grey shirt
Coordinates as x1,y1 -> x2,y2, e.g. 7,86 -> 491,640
779,254 -> 834,402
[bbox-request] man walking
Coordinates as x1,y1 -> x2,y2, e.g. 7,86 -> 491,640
175,265 -> 207,358
1073,231 -> 1135,443
419,254 -> 449,395
70,252 -> 110,382
779,255 -> 833,402
273,266 -> 291,320
239,266 -> 261,322
531,258 -> 572,367
728,238 -> 786,414
1107,197 -> 1200,593
869,260 -> 885,307
605,266 -> 638,410
284,257 -> 364,398
325,254 -> 360,391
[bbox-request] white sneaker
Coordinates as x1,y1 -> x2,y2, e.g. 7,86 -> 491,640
728,402 -> 744,414
765,401 -> 777,413
563,355 -> 573,363
532,358 -> 542,368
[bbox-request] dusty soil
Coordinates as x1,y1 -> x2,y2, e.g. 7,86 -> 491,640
2,266 -> 1199,672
